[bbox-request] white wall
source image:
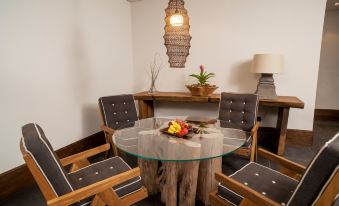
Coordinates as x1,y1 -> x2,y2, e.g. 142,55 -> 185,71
131,0 -> 326,130
316,11 -> 339,110
0,0 -> 134,173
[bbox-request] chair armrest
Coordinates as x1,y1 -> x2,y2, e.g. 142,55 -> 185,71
47,167 -> 140,206
251,121 -> 260,136
101,125 -> 115,136
215,172 -> 281,206
258,148 -> 306,174
60,143 -> 110,167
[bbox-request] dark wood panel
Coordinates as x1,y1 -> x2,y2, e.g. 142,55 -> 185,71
0,131 -> 105,200
314,109 -> 339,121
0,164 -> 36,201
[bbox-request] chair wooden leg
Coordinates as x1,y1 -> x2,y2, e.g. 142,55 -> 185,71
120,187 -> 148,205
104,133 -> 118,158
240,198 -> 258,206
210,190 -> 232,206
90,195 -> 106,206
98,188 -> 123,206
250,132 -> 257,162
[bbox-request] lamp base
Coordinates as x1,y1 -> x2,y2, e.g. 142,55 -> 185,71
255,73 -> 278,100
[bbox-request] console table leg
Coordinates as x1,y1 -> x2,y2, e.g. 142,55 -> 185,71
277,107 -> 290,155
138,100 -> 154,119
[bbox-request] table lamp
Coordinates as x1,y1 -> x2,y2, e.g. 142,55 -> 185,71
252,54 -> 284,99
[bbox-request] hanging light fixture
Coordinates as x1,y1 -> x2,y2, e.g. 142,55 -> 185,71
169,0 -> 184,26
164,0 -> 191,68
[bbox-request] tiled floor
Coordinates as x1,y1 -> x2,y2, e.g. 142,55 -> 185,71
1,119 -> 338,206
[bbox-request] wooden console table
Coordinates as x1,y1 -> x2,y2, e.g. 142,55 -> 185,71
134,91 -> 304,155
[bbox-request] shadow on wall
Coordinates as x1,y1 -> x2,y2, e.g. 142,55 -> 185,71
227,60 -> 258,93
81,103 -> 102,137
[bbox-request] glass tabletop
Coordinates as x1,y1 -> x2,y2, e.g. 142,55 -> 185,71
113,117 -> 249,162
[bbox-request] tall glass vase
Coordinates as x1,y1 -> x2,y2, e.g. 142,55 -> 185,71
148,80 -> 157,94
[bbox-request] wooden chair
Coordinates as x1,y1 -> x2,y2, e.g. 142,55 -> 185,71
98,94 -> 138,157
218,92 -> 260,161
20,123 -> 148,206
210,133 -> 339,206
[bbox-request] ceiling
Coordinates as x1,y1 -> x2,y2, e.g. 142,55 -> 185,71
327,0 -> 339,11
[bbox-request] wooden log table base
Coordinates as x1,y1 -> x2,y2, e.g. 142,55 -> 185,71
159,161 -> 200,206
138,158 -> 221,206
138,159 -> 158,195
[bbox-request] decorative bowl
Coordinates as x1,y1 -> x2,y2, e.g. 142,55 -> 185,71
186,84 -> 218,96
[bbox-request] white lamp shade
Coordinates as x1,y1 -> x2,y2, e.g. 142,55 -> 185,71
252,54 -> 284,74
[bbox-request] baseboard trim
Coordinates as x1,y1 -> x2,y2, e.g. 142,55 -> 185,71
0,131 -> 105,200
314,109 -> 339,121
259,127 -> 313,152
286,129 -> 313,146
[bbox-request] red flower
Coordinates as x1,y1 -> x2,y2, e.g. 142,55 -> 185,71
200,65 -> 204,74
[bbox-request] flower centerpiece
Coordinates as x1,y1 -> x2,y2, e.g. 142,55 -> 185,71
186,65 -> 218,96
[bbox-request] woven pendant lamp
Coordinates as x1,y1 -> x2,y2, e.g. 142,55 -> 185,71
164,0 -> 191,68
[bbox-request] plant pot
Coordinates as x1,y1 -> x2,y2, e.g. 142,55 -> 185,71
186,84 -> 218,96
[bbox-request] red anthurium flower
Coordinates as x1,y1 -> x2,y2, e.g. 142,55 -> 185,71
200,65 -> 204,74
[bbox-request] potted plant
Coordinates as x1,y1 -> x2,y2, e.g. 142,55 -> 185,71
186,65 -> 218,96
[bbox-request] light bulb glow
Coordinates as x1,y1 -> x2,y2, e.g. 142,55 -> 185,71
170,14 -> 184,27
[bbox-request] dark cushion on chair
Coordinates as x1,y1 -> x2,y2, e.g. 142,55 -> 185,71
288,133 -> 339,206
218,92 -> 258,131
68,156 -> 143,198
21,123 -> 74,196
218,162 -> 298,206
99,94 -> 138,130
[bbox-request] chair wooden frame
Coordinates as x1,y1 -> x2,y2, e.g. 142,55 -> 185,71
210,148 -> 339,206
100,124 -> 118,157
20,141 -> 148,206
233,121 -> 260,162
98,101 -> 120,158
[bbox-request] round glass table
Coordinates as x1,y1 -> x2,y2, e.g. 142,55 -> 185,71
113,117 -> 249,206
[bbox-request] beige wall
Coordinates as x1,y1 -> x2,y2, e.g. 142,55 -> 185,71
316,11 -> 339,110
131,0 -> 326,130
0,0 -> 134,173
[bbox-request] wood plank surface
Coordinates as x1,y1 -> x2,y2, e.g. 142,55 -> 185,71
134,92 -> 304,108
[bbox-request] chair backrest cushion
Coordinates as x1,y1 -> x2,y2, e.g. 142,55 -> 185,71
21,123 -> 74,196
288,133 -> 339,206
218,92 -> 258,131
99,94 -> 138,129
